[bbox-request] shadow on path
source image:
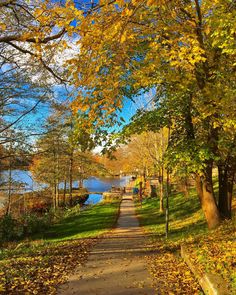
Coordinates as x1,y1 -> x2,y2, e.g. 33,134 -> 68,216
57,195 -> 155,295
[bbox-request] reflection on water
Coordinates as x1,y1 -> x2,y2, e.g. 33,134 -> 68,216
0,171 -> 131,205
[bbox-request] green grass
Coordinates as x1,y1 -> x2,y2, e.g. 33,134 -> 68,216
136,188 -> 207,242
0,200 -> 120,259
136,188 -> 236,293
40,200 -> 120,241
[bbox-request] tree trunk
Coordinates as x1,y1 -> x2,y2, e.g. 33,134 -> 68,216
6,138 -> 13,215
183,176 -> 189,198
201,178 -> 220,229
63,178 -> 67,205
139,181 -> 143,205
6,165 -> 12,215
195,174 -> 203,204
226,171 -> 234,218
159,128 -> 164,213
69,150 -> 73,206
56,149 -> 59,207
53,183 -> 57,209
78,178 -> 83,189
218,165 -> 234,219
196,168 -> 221,229
165,167 -> 170,238
159,166 -> 164,212
56,182 -> 59,207
165,127 -> 171,238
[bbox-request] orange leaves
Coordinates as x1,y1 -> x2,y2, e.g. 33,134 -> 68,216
146,0 -> 157,6
71,100 -> 89,114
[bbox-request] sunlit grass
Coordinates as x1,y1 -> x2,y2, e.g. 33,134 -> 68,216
135,187 -> 236,293
0,200 -> 121,259
136,188 -> 207,241
41,200 -> 120,241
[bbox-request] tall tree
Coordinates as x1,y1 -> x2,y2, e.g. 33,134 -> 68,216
65,0 -> 236,228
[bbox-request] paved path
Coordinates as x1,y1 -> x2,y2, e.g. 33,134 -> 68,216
58,195 -> 154,295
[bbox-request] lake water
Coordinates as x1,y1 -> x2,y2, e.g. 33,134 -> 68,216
0,170 -> 131,206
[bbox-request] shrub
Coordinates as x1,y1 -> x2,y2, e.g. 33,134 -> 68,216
20,213 -> 52,236
0,209 -> 66,242
0,214 -> 16,242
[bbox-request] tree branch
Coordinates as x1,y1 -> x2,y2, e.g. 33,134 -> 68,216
0,28 -> 65,44
0,0 -> 14,8
0,99 -> 43,134
6,41 -> 67,82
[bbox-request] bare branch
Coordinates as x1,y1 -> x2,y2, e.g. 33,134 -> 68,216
0,28 -> 66,44
6,41 -> 67,83
0,0 -> 15,8
0,98 -> 43,134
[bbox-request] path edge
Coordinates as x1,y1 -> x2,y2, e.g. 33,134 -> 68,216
181,245 -> 230,295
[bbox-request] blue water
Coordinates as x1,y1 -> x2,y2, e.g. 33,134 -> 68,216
83,176 -> 130,204
0,171 -> 130,205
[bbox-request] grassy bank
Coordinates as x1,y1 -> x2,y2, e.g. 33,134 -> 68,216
136,189 -> 207,240
135,190 -> 236,293
35,199 -> 120,242
0,200 -> 121,294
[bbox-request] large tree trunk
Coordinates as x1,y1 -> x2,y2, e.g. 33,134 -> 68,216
195,168 -> 221,229
201,177 -> 220,229
218,165 -> 234,219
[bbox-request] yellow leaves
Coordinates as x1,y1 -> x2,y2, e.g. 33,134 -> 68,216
166,36 -> 206,70
185,221 -> 236,294
113,21 -> 122,34
59,0 -> 235,132
120,31 -> 127,43
205,24 -> 211,35
0,22 -> 6,31
147,245 -> 201,294
0,239 -> 96,294
0,283 -> 5,292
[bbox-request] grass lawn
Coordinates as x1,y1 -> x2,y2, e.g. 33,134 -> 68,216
135,188 -> 236,293
0,200 -> 121,294
35,200 -> 120,242
136,189 -> 207,241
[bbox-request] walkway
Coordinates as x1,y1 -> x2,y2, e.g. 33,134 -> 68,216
58,195 -> 154,295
